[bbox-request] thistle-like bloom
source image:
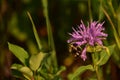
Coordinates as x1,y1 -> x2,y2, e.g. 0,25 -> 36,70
67,21 -> 108,61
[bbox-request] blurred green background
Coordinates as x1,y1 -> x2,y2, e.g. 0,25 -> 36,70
0,0 -> 120,80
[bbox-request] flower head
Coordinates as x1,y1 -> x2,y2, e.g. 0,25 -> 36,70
67,21 -> 107,61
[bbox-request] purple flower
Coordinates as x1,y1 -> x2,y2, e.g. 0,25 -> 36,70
67,21 -> 108,61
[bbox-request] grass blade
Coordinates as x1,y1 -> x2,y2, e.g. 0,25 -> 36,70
42,0 -> 58,71
27,12 -> 42,50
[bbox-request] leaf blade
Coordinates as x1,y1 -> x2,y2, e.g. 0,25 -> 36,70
29,52 -> 46,71
8,42 -> 29,65
97,44 -> 116,66
68,65 -> 94,80
11,64 -> 33,80
27,12 -> 42,50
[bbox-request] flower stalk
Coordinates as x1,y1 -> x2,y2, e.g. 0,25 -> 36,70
92,53 -> 104,80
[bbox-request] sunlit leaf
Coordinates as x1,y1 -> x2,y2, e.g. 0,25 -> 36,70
19,66 -> 33,80
68,65 -> 94,80
8,42 -> 29,65
29,52 -> 46,71
11,64 -> 23,70
11,64 -> 33,80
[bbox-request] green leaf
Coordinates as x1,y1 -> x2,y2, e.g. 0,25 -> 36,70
11,64 -> 23,69
53,75 -> 62,80
56,66 -> 66,76
11,64 -> 24,79
36,75 -> 45,80
96,44 -> 116,66
12,69 -> 25,79
29,52 -> 46,71
27,12 -> 42,50
19,66 -> 33,80
8,42 -> 29,65
11,64 -> 33,80
68,65 -> 94,80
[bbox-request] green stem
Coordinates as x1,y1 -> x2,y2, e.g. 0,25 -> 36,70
95,66 -> 103,80
88,0 -> 92,21
42,0 -> 58,71
33,71 -> 38,80
108,1 -> 116,18
91,53 -> 95,65
102,8 -> 120,49
92,53 -> 104,80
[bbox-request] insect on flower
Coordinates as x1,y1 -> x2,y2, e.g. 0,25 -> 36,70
68,44 -> 82,57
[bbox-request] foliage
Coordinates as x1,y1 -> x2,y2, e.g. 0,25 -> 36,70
0,0 -> 119,79
8,3 -> 65,79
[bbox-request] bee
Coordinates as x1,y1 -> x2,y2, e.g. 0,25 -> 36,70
68,44 -> 82,57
